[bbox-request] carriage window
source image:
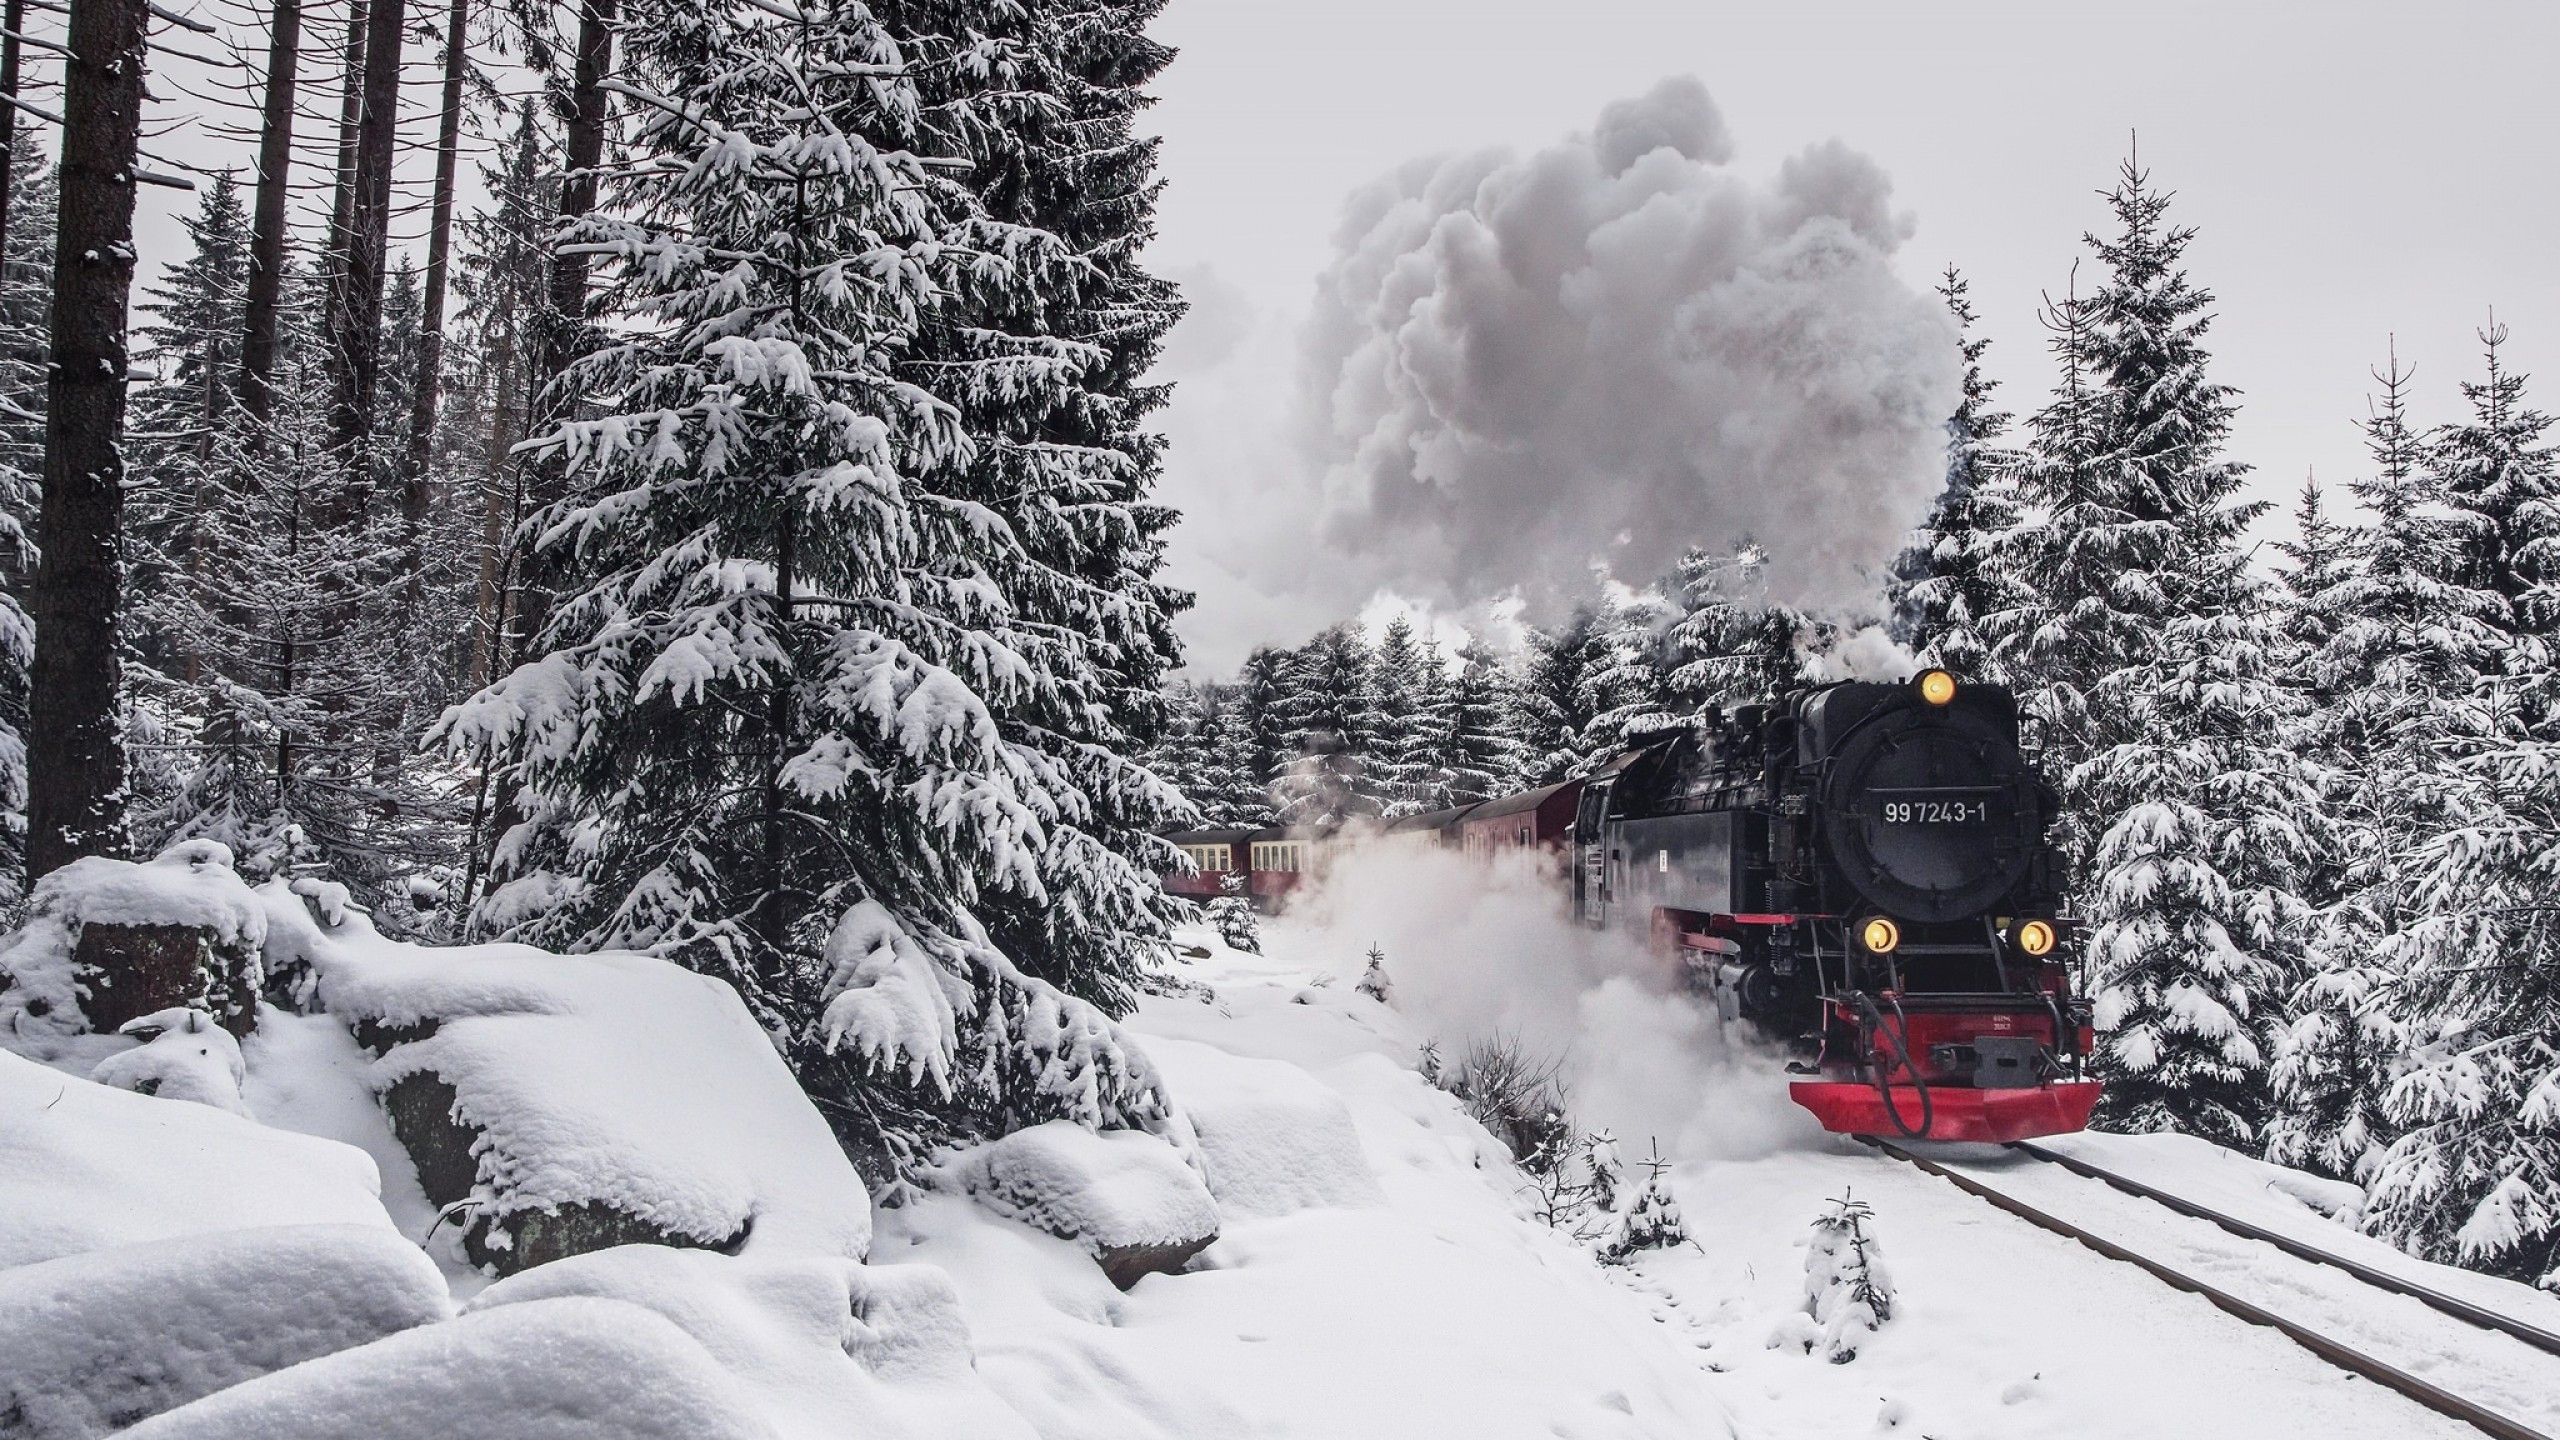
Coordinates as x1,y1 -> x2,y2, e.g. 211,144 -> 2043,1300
1252,842 -> 1304,872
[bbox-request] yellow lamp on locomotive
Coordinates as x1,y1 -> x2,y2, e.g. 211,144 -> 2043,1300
2014,919 -> 2057,957
1859,916 -> 1901,954
1916,669 -> 1958,706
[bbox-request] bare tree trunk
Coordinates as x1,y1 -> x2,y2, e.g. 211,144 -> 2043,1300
401,0 -> 467,510
324,0 -> 403,467
26,0 -> 150,878
236,0 -> 300,429
0,0 -> 27,263
505,0 -> 613,662
324,0 -> 364,281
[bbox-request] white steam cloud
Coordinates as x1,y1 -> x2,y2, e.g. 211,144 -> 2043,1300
1290,76 -> 1959,623
1289,838 -> 1822,1163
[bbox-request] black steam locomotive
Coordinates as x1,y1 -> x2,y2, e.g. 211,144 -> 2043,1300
1569,669 -> 2098,1141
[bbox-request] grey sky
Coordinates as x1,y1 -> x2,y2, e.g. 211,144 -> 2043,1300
1142,0 -> 2560,672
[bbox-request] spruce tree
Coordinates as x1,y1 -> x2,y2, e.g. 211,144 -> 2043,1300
1892,265 -> 2024,679
2360,326 -> 2560,1283
1517,606 -> 1610,782
438,0 -> 1187,1170
2006,154 -> 2310,1146
1369,617 -> 1430,814
1270,623 -> 1383,825
1662,543 -> 1807,717
1431,634 -> 1525,806
868,0 -> 1194,1002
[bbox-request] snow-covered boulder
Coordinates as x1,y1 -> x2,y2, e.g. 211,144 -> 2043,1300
943,1121 -> 1218,1289
1142,1039 -> 1385,1218
470,1247 -> 1035,1440
0,1224 -> 450,1439
87,1007 -> 250,1114
266,891 -> 872,1273
115,1297 -> 776,1440
0,1048 -> 396,1269
0,841 -> 267,1060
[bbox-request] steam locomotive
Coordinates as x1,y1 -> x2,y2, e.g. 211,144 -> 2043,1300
1167,669 -> 2100,1142
1567,669 -> 2099,1142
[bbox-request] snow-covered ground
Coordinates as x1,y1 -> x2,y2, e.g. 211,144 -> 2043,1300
8,841 -> 2556,1438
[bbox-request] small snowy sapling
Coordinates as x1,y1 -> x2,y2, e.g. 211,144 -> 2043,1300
1599,1142 -> 1689,1266
1357,944 -> 1392,1003
1799,1190 -> 1893,1362
1207,873 -> 1261,955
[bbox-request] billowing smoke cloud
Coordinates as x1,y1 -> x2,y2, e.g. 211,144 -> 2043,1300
1289,76 -> 1958,621
1285,837 -> 1822,1163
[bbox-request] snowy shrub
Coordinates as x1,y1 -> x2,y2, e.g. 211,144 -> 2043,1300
1357,944 -> 1392,1003
1207,873 -> 1260,956
1598,1143 -> 1689,1266
88,1006 -> 249,1114
1438,1031 -> 1573,1176
1795,1191 -> 1893,1363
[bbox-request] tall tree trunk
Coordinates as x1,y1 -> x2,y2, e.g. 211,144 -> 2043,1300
236,0 -> 300,429
0,0 -> 27,264
324,0 -> 364,282
26,0 -> 149,878
325,0 -> 402,467
506,0 -> 613,660
401,0 -> 466,507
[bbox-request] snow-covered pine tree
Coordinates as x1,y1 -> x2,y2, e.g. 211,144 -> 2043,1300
1271,623 -> 1384,825
2271,347 -> 2511,1179
1206,870 -> 1260,954
868,0 -> 1194,1004
1891,265 -> 2024,679
1662,543 -> 1807,718
2359,325 -> 2560,1284
1431,634 -> 1526,806
1516,606 -> 1610,783
1196,687 -> 1275,825
438,0 -> 1187,1174
126,171 -> 248,688
1798,1190 -> 1890,1361
2014,154 -> 2312,1147
1579,584 -> 1677,763
1145,680 -> 1214,815
1368,617 -> 1434,815
1231,644 -> 1294,806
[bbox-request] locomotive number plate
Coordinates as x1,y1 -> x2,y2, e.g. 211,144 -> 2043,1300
1871,789 -> 1999,825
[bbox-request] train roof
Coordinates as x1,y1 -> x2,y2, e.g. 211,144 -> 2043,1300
1460,779 -> 1579,821
1382,805 -> 1479,833
1163,826 -> 1286,846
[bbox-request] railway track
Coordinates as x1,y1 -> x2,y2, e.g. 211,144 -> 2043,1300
1860,1135 -> 2559,1440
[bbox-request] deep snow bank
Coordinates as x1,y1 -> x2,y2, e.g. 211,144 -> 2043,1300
268,881 -> 875,1267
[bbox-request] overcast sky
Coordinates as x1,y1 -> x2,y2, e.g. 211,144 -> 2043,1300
1141,0 -> 2560,672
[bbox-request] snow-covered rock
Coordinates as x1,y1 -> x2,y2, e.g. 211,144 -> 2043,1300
470,1247 -> 1034,1440
0,1224 -> 450,1439
942,1120 -> 1219,1288
267,890 -> 872,1272
0,841 -> 268,1059
0,1047 -> 396,1269
87,1007 -> 250,1114
1143,1038 -> 1384,1218
115,1297 -> 776,1440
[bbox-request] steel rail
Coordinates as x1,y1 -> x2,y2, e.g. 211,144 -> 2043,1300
2009,1138 -> 2560,1359
1860,1136 -> 2554,1440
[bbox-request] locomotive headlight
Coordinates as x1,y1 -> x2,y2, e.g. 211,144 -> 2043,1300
1916,669 -> 1958,706
2015,919 -> 2057,957
1859,916 -> 1901,954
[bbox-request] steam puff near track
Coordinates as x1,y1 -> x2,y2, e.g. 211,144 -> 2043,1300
1296,76 -> 1959,622
1289,836 -> 1821,1163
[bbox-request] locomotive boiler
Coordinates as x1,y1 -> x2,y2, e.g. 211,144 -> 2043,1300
1570,670 -> 2099,1142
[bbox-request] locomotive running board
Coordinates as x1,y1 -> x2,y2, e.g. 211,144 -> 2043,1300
1790,1079 -> 2102,1143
